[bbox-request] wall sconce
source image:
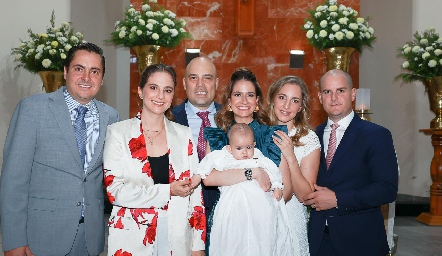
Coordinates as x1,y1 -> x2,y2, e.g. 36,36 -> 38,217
185,48 -> 200,65
289,50 -> 305,69
355,88 -> 372,121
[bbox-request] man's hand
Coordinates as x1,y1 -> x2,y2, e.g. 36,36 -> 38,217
303,184 -> 337,211
252,167 -> 271,192
5,246 -> 34,256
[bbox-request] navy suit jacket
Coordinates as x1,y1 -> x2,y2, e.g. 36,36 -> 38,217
171,100 -> 222,219
309,114 -> 398,256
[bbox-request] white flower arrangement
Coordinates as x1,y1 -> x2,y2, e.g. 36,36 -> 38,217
11,10 -> 85,73
108,0 -> 191,48
302,0 -> 376,53
396,27 -> 442,83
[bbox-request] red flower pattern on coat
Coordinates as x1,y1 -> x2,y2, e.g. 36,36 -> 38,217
104,170 -> 116,203
104,170 -> 115,187
188,139 -> 193,156
114,218 -> 124,229
130,208 -> 155,226
128,135 -> 147,161
189,205 -> 207,243
114,249 -> 132,256
107,191 -> 115,204
144,215 -> 158,245
142,161 -> 152,177
168,164 -> 175,183
178,170 -> 190,181
117,207 -> 126,216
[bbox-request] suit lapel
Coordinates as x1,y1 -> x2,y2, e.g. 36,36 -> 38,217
87,100 -> 110,174
48,88 -> 84,170
316,123 -> 328,171
173,101 -> 189,126
327,116 -> 362,172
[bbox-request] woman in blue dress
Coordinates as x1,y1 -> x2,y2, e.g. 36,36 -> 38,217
201,67 -> 293,255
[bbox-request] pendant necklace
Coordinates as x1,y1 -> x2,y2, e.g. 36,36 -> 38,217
144,126 -> 165,145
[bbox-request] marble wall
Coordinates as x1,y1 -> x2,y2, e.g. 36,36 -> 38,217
130,0 -> 360,126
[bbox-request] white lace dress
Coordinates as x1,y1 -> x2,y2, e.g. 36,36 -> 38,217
286,128 -> 320,256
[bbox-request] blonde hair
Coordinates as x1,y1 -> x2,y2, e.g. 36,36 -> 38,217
267,76 -> 311,147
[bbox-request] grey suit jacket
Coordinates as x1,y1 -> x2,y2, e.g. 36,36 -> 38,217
0,87 -> 119,255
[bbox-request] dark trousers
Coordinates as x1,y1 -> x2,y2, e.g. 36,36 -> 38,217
313,227 -> 339,256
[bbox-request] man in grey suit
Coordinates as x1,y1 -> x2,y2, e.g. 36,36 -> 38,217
0,43 -> 119,256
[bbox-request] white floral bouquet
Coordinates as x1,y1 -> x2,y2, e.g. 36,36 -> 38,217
396,27 -> 442,83
108,0 -> 191,48
11,10 -> 85,73
302,0 -> 375,53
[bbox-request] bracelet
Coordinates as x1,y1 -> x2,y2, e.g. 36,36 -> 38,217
244,168 -> 252,181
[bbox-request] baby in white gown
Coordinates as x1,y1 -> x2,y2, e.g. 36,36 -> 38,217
193,123 -> 293,256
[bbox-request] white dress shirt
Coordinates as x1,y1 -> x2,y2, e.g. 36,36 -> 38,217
185,101 -> 217,145
323,111 -> 355,158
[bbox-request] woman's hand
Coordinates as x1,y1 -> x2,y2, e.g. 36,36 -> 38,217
170,179 -> 193,197
273,130 -> 297,164
190,174 -> 201,189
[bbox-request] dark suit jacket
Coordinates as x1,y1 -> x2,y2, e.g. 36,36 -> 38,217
309,114 -> 398,256
171,100 -> 221,219
0,87 -> 119,255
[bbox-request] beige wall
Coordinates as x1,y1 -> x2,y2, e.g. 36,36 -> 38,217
360,0 -> 442,197
0,0 -> 70,166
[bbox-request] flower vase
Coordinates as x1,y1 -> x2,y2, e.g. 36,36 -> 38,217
39,71 -> 65,93
423,76 -> 442,129
323,47 -> 356,73
131,45 -> 166,75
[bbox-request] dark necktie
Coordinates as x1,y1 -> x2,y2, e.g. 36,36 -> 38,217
74,106 -> 88,167
326,123 -> 339,169
196,111 -> 211,161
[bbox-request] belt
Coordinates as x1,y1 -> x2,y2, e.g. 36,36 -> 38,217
79,216 -> 84,224
324,225 -> 329,234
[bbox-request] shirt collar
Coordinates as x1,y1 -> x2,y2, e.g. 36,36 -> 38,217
64,87 -> 97,113
326,111 -> 354,130
185,100 -> 216,116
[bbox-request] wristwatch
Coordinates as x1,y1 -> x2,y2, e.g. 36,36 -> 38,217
244,168 -> 252,181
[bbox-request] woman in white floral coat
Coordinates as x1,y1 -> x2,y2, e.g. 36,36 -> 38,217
103,64 -> 206,256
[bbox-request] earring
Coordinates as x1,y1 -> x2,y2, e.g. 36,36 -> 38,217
254,105 -> 259,112
139,95 -> 143,99
227,105 -> 233,112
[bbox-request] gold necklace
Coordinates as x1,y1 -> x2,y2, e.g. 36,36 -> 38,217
142,122 -> 162,132
144,126 -> 165,145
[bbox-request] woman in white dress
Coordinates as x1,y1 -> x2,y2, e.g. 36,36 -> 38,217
267,76 -> 321,256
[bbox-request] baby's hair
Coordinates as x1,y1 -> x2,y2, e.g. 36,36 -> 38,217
227,123 -> 254,143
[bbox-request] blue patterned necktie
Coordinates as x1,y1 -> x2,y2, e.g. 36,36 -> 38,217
74,106 -> 88,167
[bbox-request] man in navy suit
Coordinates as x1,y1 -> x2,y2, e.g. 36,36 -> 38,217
303,69 -> 398,256
172,56 -> 221,221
